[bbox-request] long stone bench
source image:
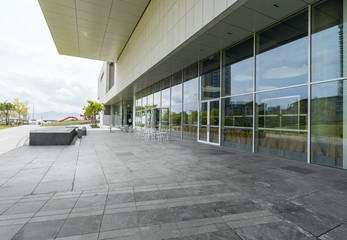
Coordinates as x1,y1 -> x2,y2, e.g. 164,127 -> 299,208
29,126 -> 77,145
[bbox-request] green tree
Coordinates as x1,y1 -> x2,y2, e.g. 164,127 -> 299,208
83,100 -> 105,127
13,98 -> 29,125
0,102 -> 15,125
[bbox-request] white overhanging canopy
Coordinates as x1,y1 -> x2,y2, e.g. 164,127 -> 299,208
38,0 -> 149,62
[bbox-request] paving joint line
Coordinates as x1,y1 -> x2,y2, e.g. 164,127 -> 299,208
10,191 -> 56,239
71,138 -> 82,191
0,194 -> 27,216
94,144 -> 110,188
316,222 -> 344,238
97,188 -> 110,240
30,148 -> 65,195
55,190 -> 84,239
0,154 -> 40,188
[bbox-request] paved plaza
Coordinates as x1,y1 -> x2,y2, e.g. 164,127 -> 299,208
0,128 -> 346,240
0,125 -> 40,155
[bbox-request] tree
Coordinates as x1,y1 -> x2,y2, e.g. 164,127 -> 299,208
13,98 -> 29,125
83,100 -> 105,127
0,102 -> 15,125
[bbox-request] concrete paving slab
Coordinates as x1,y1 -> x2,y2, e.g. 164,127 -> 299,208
0,129 -> 346,239
0,125 -> 40,155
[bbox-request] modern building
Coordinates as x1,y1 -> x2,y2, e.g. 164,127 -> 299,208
39,0 -> 347,170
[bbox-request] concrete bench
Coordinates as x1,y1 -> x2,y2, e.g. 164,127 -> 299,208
29,126 -> 77,145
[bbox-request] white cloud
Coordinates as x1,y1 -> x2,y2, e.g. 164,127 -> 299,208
56,88 -> 74,99
0,0 -> 103,114
262,64 -> 308,79
232,73 -> 253,81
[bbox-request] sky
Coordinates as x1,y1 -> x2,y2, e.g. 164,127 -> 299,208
0,0 -> 103,115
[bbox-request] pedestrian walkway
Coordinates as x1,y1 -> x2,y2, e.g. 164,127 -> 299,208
0,129 -> 346,239
0,125 -> 40,155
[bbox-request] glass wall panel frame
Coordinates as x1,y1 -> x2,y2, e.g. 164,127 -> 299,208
130,1 -> 347,170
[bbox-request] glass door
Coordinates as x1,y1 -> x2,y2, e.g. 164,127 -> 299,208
199,100 -> 219,144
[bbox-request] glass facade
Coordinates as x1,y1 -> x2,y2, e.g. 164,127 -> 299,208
256,87 -> 308,161
183,103 -> 198,140
256,10 -> 308,91
133,0 -> 347,170
200,53 -> 220,100
311,81 -> 345,168
222,94 -> 253,151
223,37 -> 253,96
312,0 -> 346,82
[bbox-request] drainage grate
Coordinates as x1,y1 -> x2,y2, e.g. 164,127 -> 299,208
281,165 -> 316,175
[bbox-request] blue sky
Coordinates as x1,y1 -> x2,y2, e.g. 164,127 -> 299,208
0,0 -> 103,114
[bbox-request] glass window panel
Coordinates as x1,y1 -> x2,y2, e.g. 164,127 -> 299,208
145,109 -> 152,128
171,84 -> 182,105
183,103 -> 198,140
184,63 -> 199,104
135,111 -> 141,127
143,88 -> 150,97
161,108 -> 170,132
222,94 -> 253,151
184,63 -> 198,81
256,86 -> 308,162
184,78 -> 198,104
141,97 -> 147,107
209,101 -> 219,143
223,37 -> 254,96
171,105 -> 182,137
147,94 -> 154,107
161,77 -> 170,90
154,92 -> 160,107
311,80 -> 346,169
200,53 -> 220,100
141,110 -> 146,127
312,0 -> 346,82
199,102 -> 208,141
162,88 -> 170,107
256,10 -> 308,90
172,71 -> 182,86
153,82 -> 161,92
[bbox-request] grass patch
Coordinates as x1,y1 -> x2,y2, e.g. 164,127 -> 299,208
0,125 -> 18,130
43,120 -> 90,126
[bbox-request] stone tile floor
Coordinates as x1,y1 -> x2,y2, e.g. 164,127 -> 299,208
0,128 -> 346,240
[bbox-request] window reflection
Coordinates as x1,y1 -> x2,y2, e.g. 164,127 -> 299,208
209,101 -> 219,143
222,94 -> 253,151
154,92 -> 160,108
223,37 -> 254,96
311,80 -> 346,169
183,103 -> 198,140
184,63 -> 199,104
256,86 -> 308,161
256,10 -> 308,90
161,108 -> 170,132
171,84 -> 182,105
312,0 -> 345,82
161,88 -> 170,107
147,94 -> 154,107
199,102 -> 208,141
171,105 -> 182,137
200,53 -> 220,100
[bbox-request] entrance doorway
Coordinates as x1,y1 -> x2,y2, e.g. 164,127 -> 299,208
199,100 -> 219,144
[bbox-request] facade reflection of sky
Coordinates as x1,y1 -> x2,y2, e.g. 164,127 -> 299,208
312,26 -> 341,82
256,36 -> 308,91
